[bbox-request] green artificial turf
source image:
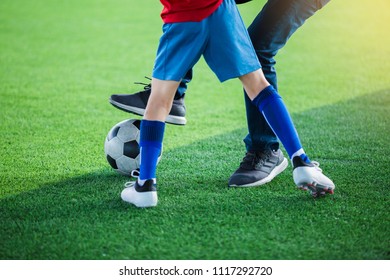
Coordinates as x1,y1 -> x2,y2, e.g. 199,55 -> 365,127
0,0 -> 389,260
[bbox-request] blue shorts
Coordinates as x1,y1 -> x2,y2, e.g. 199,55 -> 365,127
152,0 -> 261,82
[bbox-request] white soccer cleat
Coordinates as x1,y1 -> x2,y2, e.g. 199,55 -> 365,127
292,156 -> 335,197
121,179 -> 158,207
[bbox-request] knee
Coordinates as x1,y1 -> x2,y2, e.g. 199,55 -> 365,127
240,70 -> 270,100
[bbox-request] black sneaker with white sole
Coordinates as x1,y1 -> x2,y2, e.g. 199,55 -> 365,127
228,149 -> 288,187
110,80 -> 187,125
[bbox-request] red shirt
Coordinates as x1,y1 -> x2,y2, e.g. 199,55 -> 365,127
160,0 -> 223,23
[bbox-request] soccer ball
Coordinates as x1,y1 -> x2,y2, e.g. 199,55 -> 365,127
104,119 -> 162,176
104,119 -> 141,176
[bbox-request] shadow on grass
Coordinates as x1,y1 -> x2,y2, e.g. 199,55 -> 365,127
1,89 -> 389,260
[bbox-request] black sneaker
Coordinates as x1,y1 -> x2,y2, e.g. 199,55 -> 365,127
109,79 -> 187,125
228,149 -> 288,187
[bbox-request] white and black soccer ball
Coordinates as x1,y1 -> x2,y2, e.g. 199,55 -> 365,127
104,119 -> 142,176
104,119 -> 162,176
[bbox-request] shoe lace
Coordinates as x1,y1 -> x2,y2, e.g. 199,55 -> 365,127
124,181 -> 135,188
311,161 -> 322,172
124,169 -> 140,188
240,151 -> 270,169
134,76 -> 151,91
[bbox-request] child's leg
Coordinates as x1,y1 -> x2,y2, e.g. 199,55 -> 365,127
121,78 -> 179,207
239,70 -> 306,162
144,78 -> 180,122
239,70 -> 335,196
139,78 -> 179,184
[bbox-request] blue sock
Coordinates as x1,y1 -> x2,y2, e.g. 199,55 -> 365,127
139,120 -> 165,182
252,85 -> 309,162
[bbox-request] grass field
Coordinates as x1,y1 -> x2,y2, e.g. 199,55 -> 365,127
0,0 -> 389,260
